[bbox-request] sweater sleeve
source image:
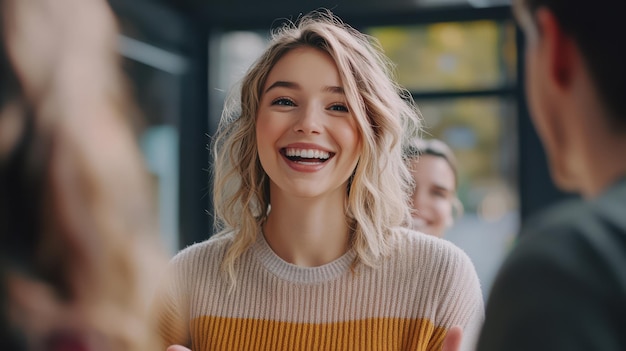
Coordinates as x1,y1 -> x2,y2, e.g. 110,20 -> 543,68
433,243 -> 485,351
153,253 -> 191,348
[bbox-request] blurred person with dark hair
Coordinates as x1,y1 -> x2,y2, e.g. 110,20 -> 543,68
405,138 -> 463,238
471,0 -> 626,350
0,0 -> 167,350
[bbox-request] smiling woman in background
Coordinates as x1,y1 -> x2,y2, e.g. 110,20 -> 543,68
405,138 -> 463,238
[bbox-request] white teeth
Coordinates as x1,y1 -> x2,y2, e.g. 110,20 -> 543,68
285,148 -> 330,160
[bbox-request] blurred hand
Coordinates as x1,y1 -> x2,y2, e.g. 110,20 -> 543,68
167,346 -> 192,351
442,326 -> 463,351
1,0 -> 118,102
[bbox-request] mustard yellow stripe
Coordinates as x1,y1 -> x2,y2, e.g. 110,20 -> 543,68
190,316 -> 448,351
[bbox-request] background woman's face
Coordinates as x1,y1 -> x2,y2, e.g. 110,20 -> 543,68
409,155 -> 456,238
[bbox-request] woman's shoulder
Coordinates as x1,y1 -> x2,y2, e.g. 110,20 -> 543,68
170,231 -> 235,266
392,227 -> 476,272
390,227 -> 483,308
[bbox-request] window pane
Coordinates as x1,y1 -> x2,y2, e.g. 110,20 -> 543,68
417,97 -> 519,297
366,20 -> 517,91
418,0 -> 512,7
119,19 -> 187,255
208,31 -> 269,128
121,57 -> 183,256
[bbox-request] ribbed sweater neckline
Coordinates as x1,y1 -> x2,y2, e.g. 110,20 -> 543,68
252,232 -> 357,284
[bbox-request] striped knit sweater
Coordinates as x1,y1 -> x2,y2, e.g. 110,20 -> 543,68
157,229 -> 484,351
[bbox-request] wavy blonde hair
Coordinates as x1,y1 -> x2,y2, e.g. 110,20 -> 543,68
212,10 -> 422,286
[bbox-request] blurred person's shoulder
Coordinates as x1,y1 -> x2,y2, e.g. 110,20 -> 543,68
505,177 -> 626,287
517,178 -> 626,250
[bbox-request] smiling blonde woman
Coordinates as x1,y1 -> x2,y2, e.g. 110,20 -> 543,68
157,10 -> 483,351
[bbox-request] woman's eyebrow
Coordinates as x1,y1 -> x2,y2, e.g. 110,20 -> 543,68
264,80 -> 299,93
323,86 -> 345,95
264,81 -> 345,95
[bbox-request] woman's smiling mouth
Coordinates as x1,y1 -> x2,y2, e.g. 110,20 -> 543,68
281,147 -> 335,165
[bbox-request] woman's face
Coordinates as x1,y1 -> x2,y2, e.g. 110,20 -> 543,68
408,155 -> 456,238
256,46 -> 361,201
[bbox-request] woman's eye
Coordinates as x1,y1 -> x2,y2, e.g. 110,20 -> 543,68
329,104 -> 349,112
271,98 -> 296,106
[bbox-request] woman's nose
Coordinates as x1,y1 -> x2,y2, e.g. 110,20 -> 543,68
293,104 -> 322,134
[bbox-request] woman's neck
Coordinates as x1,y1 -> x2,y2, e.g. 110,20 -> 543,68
262,191 -> 351,267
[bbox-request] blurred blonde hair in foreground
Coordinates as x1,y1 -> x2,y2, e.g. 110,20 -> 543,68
0,0 -> 168,350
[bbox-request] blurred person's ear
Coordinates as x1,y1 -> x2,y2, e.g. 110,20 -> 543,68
534,8 -> 578,98
0,23 -> 26,162
0,101 -> 26,161
524,8 -> 585,192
